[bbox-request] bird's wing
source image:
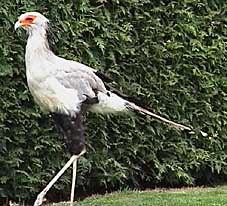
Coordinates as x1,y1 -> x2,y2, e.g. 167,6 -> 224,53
54,68 -> 107,102
94,70 -> 146,107
94,70 -> 113,83
53,57 -> 107,94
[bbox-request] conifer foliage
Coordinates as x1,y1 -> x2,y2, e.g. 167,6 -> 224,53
0,0 -> 227,203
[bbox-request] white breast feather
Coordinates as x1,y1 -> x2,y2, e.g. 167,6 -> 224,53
28,77 -> 81,116
48,78 -> 81,114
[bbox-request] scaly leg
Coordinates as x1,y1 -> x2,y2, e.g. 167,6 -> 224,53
33,149 -> 86,206
70,158 -> 77,206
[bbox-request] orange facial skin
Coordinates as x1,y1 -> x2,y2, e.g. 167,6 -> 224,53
19,15 -> 37,26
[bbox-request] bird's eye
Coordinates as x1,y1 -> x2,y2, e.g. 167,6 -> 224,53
23,15 -> 37,23
25,17 -> 34,21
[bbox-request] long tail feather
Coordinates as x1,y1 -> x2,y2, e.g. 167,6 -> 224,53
126,101 -> 208,137
93,90 -> 208,137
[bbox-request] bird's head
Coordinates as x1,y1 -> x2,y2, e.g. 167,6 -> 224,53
14,12 -> 49,31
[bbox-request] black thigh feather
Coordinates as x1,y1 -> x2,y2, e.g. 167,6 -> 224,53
51,112 -> 85,155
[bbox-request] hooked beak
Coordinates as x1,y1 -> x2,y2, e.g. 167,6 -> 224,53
14,19 -> 34,30
14,21 -> 21,30
14,15 -> 37,31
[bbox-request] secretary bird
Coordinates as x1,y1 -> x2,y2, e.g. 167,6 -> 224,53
14,12 -> 207,206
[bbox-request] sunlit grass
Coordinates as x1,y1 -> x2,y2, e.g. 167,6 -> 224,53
50,185 -> 227,206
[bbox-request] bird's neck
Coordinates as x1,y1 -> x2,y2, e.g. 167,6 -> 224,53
25,27 -> 55,80
26,27 -> 52,55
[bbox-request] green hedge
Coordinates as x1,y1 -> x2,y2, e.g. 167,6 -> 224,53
0,0 -> 227,203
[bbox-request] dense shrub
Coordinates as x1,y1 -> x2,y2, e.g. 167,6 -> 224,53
0,0 -> 227,203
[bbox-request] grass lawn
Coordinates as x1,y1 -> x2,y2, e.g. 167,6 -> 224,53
50,185 -> 227,206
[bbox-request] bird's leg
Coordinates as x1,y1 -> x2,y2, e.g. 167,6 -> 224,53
70,158 -> 78,206
33,155 -> 77,206
33,149 -> 86,206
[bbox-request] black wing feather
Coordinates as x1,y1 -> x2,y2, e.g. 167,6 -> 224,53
95,70 -> 154,111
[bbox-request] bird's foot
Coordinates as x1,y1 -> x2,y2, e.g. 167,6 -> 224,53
33,192 -> 46,206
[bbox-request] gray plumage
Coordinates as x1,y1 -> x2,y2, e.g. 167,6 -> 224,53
14,11 -> 208,206
15,11 -> 207,135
